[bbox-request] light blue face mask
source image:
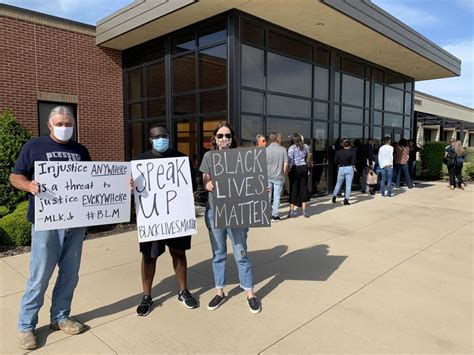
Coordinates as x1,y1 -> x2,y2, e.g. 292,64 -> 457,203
152,138 -> 169,153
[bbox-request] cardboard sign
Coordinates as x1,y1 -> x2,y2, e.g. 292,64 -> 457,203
210,147 -> 270,228
131,157 -> 197,243
34,161 -> 131,231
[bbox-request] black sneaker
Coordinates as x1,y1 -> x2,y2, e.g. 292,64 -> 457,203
247,296 -> 261,314
207,294 -> 225,311
178,289 -> 199,309
332,196 -> 336,203
136,295 -> 153,316
271,215 -> 280,221
343,199 -> 350,205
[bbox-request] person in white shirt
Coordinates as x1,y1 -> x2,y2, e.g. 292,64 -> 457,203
378,136 -> 394,197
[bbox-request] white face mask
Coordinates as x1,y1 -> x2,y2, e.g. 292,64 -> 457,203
53,126 -> 74,142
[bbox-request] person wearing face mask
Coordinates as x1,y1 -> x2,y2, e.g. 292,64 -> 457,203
199,122 -> 262,314
9,106 -> 91,350
132,124 -> 198,316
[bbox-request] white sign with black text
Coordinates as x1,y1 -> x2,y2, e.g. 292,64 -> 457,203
34,161 -> 132,231
131,157 -> 197,243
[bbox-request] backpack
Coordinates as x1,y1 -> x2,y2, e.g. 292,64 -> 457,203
443,150 -> 457,167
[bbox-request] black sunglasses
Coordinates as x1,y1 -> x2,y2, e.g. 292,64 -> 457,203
216,133 -> 232,139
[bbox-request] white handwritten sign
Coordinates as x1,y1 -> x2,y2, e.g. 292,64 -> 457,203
131,157 -> 197,243
210,147 -> 271,228
34,161 -> 132,231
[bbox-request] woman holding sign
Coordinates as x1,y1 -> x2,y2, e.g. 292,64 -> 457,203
199,122 -> 261,314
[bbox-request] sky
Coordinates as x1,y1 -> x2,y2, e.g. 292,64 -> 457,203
1,0 -> 473,108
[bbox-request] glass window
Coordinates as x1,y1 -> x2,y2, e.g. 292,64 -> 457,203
128,69 -> 143,102
374,111 -> 382,125
242,90 -> 264,113
373,126 -> 382,149
335,72 -> 341,102
200,89 -> 226,113
364,126 -> 369,140
146,63 -> 165,98
267,94 -> 311,117
176,118 -> 197,161
405,81 -> 413,92
123,38 -> 165,67
267,52 -> 312,97
268,31 -> 312,61
314,66 -> 329,100
266,118 -> 311,148
334,104 -> 340,121
241,21 -> 265,46
129,103 -> 143,120
173,95 -> 196,116
386,73 -> 404,89
365,80 -> 370,108
404,116 -> 411,129
314,48 -> 329,66
341,106 -> 363,124
147,99 -> 166,118
199,23 -> 226,47
199,45 -> 227,89
128,122 -> 145,159
313,121 -> 328,156
384,87 -> 404,113
202,117 -> 225,153
241,115 -> 263,147
241,45 -> 265,89
404,92 -> 412,114
384,113 -> 403,127
374,83 -> 383,110
404,129 -> 411,140
341,124 -> 363,141
313,102 -> 328,121
333,123 -> 340,140
173,54 -> 196,93
173,31 -> 196,53
341,74 -> 364,106
342,58 -> 365,77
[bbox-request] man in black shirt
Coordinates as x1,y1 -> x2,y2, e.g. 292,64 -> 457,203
10,106 -> 90,350
133,125 -> 198,316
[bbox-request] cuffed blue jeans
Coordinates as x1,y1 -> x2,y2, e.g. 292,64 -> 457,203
204,206 -> 253,291
268,178 -> 284,217
333,166 -> 354,199
18,226 -> 86,332
380,167 -> 393,196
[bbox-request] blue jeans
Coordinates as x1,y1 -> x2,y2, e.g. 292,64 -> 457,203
332,166 -> 354,199
268,178 -> 284,217
205,206 -> 253,290
18,226 -> 86,332
396,163 -> 413,188
380,167 -> 393,196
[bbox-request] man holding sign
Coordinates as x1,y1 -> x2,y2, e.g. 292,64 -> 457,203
10,106 -> 90,350
132,124 -> 198,316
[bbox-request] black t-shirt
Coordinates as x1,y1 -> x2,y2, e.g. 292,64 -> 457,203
134,148 -> 197,191
12,135 -> 92,223
335,148 -> 356,167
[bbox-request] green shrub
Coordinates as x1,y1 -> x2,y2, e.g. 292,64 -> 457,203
464,148 -> 474,164
0,110 -> 31,212
0,206 -> 9,218
420,141 -> 446,180
464,162 -> 474,180
0,201 -> 31,246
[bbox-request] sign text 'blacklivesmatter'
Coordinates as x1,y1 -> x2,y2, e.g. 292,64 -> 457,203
34,161 -> 131,231
131,157 -> 197,243
210,147 -> 270,228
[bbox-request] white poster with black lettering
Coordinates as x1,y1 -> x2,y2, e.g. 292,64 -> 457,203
131,157 -> 197,243
34,161 -> 131,231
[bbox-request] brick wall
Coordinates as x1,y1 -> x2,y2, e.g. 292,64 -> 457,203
0,15 -> 124,161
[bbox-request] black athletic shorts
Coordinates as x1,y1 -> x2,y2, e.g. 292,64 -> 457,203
139,235 -> 192,258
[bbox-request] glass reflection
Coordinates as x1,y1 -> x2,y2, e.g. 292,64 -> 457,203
241,115 -> 263,147
199,45 -> 227,89
242,90 -> 264,113
267,94 -> 311,117
341,106 -> 363,124
242,45 -> 265,89
314,66 -> 329,100
267,52 -> 311,97
385,86 -> 404,113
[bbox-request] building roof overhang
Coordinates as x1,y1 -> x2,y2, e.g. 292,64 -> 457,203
414,91 -> 474,125
96,0 -> 461,81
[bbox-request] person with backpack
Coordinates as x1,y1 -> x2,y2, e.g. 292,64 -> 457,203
445,139 -> 466,190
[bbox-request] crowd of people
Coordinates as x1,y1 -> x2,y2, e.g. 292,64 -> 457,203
9,105 -> 468,350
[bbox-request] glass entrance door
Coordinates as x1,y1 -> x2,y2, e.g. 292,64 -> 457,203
311,121 -> 328,195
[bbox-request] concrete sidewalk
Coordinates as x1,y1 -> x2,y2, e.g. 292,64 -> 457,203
1,181 -> 472,354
